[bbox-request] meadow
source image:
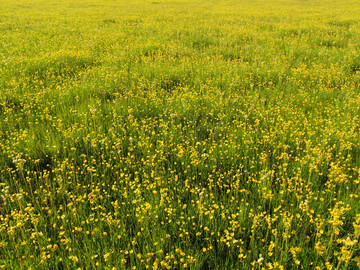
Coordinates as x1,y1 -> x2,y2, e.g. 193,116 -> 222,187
1,0 -> 360,269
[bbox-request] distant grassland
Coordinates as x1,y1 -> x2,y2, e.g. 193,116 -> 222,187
1,0 -> 360,269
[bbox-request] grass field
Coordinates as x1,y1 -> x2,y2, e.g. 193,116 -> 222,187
1,0 -> 360,269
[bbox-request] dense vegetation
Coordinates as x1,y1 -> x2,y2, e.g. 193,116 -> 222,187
1,0 -> 360,269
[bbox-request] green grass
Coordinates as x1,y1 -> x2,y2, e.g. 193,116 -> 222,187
1,0 -> 360,269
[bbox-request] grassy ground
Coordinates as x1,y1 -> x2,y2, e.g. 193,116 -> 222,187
1,0 -> 360,269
